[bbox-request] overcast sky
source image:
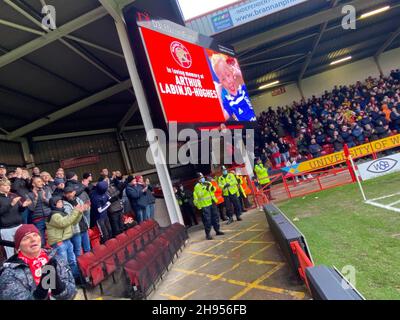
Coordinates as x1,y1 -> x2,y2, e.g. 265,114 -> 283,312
177,0 -> 241,20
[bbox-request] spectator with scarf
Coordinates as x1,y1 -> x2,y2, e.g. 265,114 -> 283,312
0,224 -> 76,300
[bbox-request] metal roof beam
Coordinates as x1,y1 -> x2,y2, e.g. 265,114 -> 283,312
97,0 -> 136,22
59,38 -> 135,96
239,32 -> 319,61
6,79 -> 132,140
234,0 -> 387,53
298,0 -> 340,81
0,84 -> 55,107
253,55 -> 306,85
118,101 -> 139,131
2,2 -> 129,95
241,53 -> 305,68
0,6 -> 108,69
0,46 -> 90,94
4,0 -> 125,59
59,38 -> 121,83
374,25 -> 400,57
31,125 -> 145,142
0,18 -> 44,35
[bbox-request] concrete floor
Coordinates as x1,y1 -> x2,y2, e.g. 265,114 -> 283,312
149,209 -> 309,300
74,208 -> 309,300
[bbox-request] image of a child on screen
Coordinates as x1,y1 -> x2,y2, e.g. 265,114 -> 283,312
209,53 -> 256,122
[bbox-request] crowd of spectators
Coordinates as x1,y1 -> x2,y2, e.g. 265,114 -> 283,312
255,69 -> 400,167
0,164 -> 156,292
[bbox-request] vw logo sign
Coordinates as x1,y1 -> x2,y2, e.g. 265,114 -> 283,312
367,158 -> 398,174
170,41 -> 192,69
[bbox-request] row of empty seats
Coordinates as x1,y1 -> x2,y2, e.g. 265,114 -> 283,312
77,220 -> 188,299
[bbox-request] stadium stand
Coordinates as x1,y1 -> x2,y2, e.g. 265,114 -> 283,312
255,70 -> 400,169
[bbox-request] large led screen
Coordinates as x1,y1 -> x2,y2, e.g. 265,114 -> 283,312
138,25 -> 257,126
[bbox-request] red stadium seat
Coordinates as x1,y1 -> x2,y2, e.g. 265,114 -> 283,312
93,245 -> 117,276
77,252 -> 105,287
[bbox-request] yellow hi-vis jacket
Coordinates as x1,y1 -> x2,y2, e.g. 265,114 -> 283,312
193,182 -> 217,210
254,163 -> 270,186
217,173 -> 239,196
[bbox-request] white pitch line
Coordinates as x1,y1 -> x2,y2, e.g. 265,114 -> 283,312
365,200 -> 400,213
388,199 -> 400,207
367,192 -> 400,202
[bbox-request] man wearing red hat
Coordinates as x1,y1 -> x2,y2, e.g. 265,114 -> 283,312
0,224 -> 77,300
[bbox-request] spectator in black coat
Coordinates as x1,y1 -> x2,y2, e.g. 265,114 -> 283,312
309,139 -> 322,158
52,178 -> 65,197
10,168 -> 30,200
106,180 -> 124,237
332,131 -> 344,152
0,179 -> 31,258
27,177 -> 52,246
81,172 -> 94,195
375,121 -> 390,139
145,178 -> 156,219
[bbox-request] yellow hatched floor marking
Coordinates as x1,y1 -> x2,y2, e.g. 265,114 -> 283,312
230,263 -> 305,300
187,250 -> 280,266
160,290 -> 197,300
203,223 -> 260,253
161,255 -> 223,291
211,244 -> 272,281
172,267 -> 305,300
229,231 -> 268,252
159,225 -> 274,294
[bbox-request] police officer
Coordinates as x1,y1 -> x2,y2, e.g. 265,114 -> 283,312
231,170 -> 250,212
176,184 -> 198,227
193,173 -> 224,240
217,166 -> 242,225
254,158 -> 274,200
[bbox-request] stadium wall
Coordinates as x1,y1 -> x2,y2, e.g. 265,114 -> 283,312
252,47 -> 400,114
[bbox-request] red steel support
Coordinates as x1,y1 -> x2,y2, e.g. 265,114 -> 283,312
344,144 -> 356,182
290,241 -> 314,292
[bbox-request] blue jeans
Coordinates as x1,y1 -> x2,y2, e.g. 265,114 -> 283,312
135,207 -> 144,224
33,219 -> 46,246
70,233 -> 82,257
281,152 -> 290,163
21,208 -> 30,224
148,203 -> 155,219
143,205 -> 152,221
52,239 -> 79,279
81,231 -> 91,253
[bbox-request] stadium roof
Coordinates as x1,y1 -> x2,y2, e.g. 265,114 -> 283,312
0,0 -> 399,138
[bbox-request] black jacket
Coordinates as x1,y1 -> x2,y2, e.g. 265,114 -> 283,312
64,180 -> 85,197
145,185 -> 156,205
0,193 -> 24,229
126,184 -> 148,209
10,178 -> 30,199
107,184 -> 123,214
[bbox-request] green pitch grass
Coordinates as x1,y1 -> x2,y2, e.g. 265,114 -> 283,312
279,172 -> 400,300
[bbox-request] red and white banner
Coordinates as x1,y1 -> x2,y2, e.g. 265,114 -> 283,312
60,155 -> 99,169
